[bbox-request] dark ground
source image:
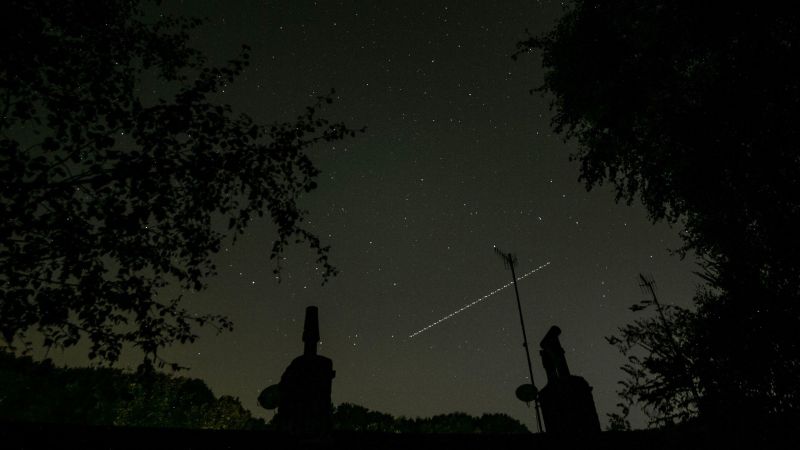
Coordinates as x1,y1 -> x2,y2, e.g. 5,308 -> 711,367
1,421 -> 795,450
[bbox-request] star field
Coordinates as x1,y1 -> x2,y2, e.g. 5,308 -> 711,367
51,0 -> 700,430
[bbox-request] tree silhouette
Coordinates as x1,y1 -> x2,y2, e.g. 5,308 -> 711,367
329,403 -> 529,434
332,403 -> 397,433
518,1 -> 800,423
0,350 -> 265,429
606,276 -> 700,428
0,0 -> 360,366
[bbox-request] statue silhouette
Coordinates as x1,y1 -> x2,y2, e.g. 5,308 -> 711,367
538,326 -> 600,434
270,306 -> 336,435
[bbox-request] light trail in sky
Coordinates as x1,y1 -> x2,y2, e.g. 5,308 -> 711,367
408,261 -> 551,338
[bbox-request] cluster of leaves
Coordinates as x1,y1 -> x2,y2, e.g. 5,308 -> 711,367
519,1 -> 800,255
0,0 -> 359,365
0,350 -> 264,429
519,0 -> 800,425
330,403 -> 529,434
689,275 -> 800,421
605,279 -> 701,428
608,278 -> 800,430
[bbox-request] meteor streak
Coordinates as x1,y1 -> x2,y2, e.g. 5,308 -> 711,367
408,261 -> 551,338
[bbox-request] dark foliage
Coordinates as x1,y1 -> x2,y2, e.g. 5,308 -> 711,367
0,350 -> 265,429
0,0 -> 360,366
606,276 -> 700,428
330,403 -> 530,434
518,1 -> 800,424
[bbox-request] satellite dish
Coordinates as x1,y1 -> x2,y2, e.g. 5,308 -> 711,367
258,384 -> 280,410
515,383 -> 538,403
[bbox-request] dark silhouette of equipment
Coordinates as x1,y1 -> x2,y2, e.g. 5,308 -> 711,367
495,246 -> 543,433
260,306 -> 336,435
538,326 -> 600,434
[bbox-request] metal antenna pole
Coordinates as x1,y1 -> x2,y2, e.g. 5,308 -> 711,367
495,247 -> 543,433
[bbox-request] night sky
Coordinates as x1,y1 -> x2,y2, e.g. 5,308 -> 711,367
53,0 -> 701,430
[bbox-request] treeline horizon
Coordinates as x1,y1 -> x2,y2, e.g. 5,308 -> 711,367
0,351 -> 529,434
